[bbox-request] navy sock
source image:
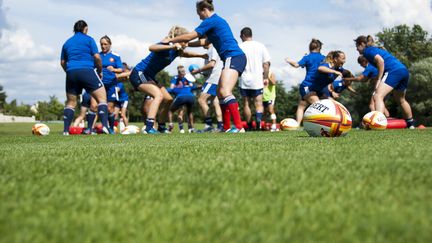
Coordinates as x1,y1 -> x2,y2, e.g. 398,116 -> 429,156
145,118 -> 155,132
406,118 -> 414,128
179,122 -> 184,130
63,107 -> 75,133
217,121 -> 223,130
108,113 -> 115,129
205,117 -> 213,127
256,112 -> 263,129
158,122 -> 167,131
98,103 -> 109,129
86,111 -> 96,129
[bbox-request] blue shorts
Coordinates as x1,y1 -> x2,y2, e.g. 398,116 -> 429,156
201,82 -> 218,96
223,54 -> 247,76
299,83 -> 313,99
105,84 -> 118,102
129,68 -> 157,90
383,68 -> 409,91
115,100 -> 128,109
66,69 -> 104,95
81,92 -> 91,108
240,88 -> 264,98
170,95 -> 195,111
263,100 -> 275,108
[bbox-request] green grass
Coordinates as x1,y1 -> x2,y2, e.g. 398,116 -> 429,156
0,123 -> 431,242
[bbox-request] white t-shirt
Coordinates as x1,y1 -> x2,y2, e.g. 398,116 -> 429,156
239,40 -> 271,90
205,46 -> 223,85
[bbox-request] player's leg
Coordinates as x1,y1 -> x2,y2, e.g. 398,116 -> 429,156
157,87 -> 174,133
120,102 -> 129,126
393,91 -> 414,128
138,83 -> 163,133
243,95 -> 252,129
64,93 -> 78,134
212,96 -> 223,131
73,106 -> 87,127
199,92 -> 213,130
254,94 -> 264,130
268,101 -> 277,131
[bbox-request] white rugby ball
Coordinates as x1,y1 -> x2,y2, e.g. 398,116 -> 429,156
32,123 -> 50,136
303,99 -> 352,137
280,118 -> 299,131
362,111 -> 387,130
121,125 -> 140,135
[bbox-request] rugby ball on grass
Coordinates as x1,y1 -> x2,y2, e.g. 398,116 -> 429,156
121,125 -> 140,135
32,123 -> 50,136
280,118 -> 299,131
303,99 -> 352,137
362,111 -> 387,130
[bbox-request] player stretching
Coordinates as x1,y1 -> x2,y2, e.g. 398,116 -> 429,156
166,0 -> 247,133
129,26 -> 206,134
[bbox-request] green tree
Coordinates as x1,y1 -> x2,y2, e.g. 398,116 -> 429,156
0,85 -> 6,112
407,57 -> 432,125
36,96 -> 64,121
376,24 -> 432,67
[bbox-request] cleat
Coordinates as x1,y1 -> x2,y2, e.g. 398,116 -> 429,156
179,129 -> 185,134
225,127 -> 245,133
142,128 -> 160,134
197,126 -> 214,133
63,132 -> 69,136
188,128 -> 195,133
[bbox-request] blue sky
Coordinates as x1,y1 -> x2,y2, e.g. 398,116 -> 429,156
1,0 -> 431,104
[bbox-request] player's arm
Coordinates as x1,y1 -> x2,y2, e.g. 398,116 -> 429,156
343,74 -> 366,82
116,71 -> 131,81
192,60 -> 216,74
188,38 -> 209,47
268,72 -> 276,85
149,42 -> 182,52
318,65 -> 342,77
374,54 -> 385,90
181,51 -> 207,59
60,60 -> 67,72
263,62 -> 270,80
93,53 -> 103,76
167,31 -> 199,44
285,58 -> 300,68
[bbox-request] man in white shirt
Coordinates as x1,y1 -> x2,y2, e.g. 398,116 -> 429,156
239,27 -> 271,130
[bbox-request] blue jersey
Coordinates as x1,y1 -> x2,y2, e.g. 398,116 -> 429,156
100,52 -> 123,86
310,63 -> 344,92
195,14 -> 244,61
61,32 -> 99,72
362,64 -> 378,78
117,82 -> 128,102
298,52 -> 326,85
134,43 -> 180,80
169,76 -> 194,97
363,46 -> 406,72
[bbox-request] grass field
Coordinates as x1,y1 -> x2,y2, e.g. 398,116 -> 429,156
0,123 -> 431,242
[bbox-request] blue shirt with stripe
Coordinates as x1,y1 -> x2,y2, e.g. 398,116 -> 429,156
61,32 -> 99,72
195,14 -> 244,61
134,43 -> 180,81
363,46 -> 406,72
298,52 -> 326,86
100,52 -> 123,86
310,63 -> 344,92
362,64 -> 378,78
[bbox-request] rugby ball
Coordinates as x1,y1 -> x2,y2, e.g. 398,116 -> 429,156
303,99 -> 352,137
32,123 -> 50,136
280,118 -> 299,131
121,125 -> 140,135
362,111 -> 387,130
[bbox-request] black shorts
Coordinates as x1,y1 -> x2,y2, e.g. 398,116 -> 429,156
129,68 -> 159,90
223,54 -> 247,76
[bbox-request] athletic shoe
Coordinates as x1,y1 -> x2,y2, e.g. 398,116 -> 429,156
214,127 -> 224,133
197,126 -> 214,133
408,125 -> 415,129
168,123 -> 174,132
158,128 -> 171,134
63,132 -> 69,136
108,128 -> 115,135
225,127 -> 245,133
188,128 -> 195,133
83,128 -> 97,135
179,129 -> 185,134
102,126 -> 111,134
270,128 -> 279,132
143,128 -> 160,134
